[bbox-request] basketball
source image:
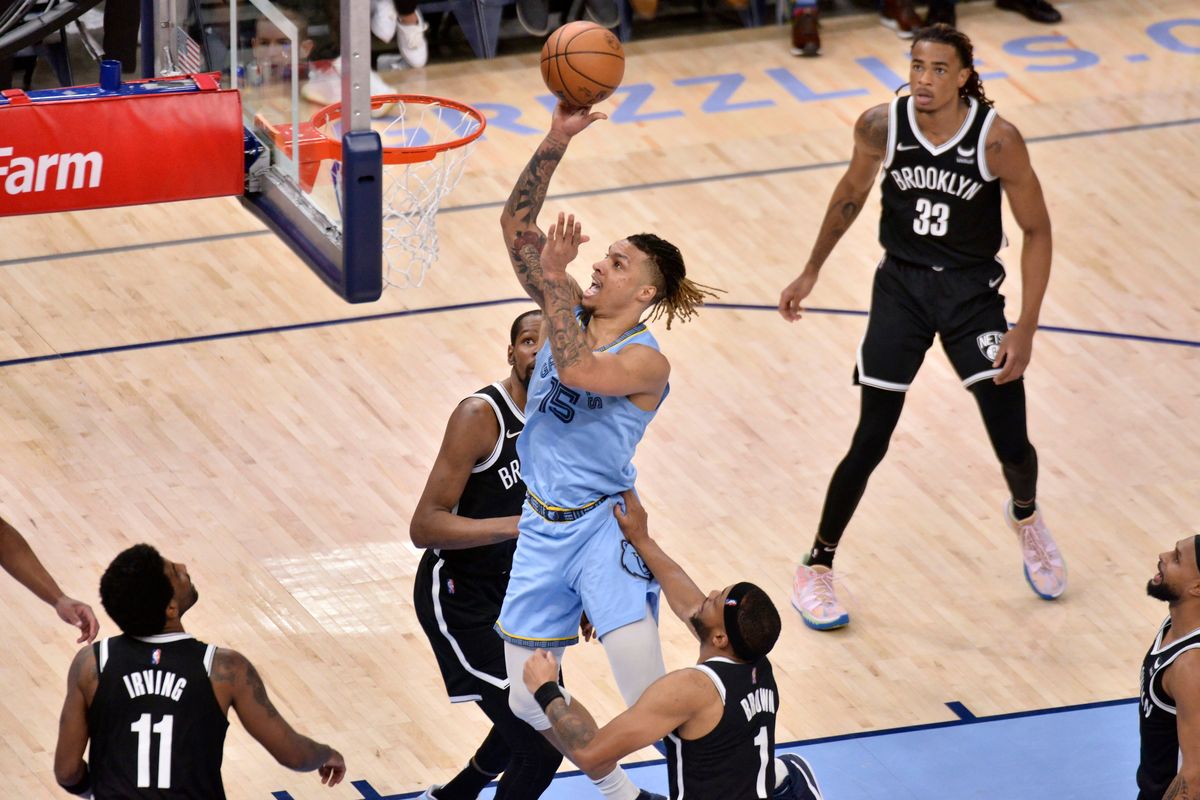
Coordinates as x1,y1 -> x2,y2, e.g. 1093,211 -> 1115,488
540,22 -> 625,107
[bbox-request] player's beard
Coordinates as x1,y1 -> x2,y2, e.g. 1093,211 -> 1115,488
688,613 -> 709,640
1147,578 -> 1179,603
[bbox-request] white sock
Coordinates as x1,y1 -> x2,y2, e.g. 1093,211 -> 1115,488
591,767 -> 640,800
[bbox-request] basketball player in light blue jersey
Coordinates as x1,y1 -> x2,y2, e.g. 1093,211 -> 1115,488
497,101 -> 720,800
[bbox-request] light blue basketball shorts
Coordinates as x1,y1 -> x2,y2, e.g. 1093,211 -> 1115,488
495,495 -> 661,648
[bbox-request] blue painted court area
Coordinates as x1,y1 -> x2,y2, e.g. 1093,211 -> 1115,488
361,698 -> 1140,800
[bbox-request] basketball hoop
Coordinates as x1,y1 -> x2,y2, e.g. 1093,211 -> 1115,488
256,94 -> 486,289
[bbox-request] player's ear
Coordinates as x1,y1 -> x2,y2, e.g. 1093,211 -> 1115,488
163,597 -> 180,624
958,68 -> 970,90
637,284 -> 658,305
300,39 -> 314,59
711,628 -> 729,651
507,344 -> 516,366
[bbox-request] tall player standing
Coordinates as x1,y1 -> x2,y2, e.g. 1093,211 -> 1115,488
497,101 -> 719,800
778,25 -> 1066,630
410,310 -> 565,800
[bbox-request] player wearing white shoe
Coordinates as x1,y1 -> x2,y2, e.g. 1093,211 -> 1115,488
523,491 -> 823,800
778,25 -> 1065,631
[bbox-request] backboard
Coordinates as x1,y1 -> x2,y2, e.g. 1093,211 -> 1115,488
161,0 -> 384,302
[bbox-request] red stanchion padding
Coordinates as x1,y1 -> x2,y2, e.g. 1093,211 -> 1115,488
0,89 -> 244,217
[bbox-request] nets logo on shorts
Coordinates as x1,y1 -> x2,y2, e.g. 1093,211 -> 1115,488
977,332 -> 1005,361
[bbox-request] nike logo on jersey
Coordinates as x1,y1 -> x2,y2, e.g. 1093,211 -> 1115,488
506,430 -> 521,439
988,275 -> 1003,288
896,143 -> 920,151
957,146 -> 976,157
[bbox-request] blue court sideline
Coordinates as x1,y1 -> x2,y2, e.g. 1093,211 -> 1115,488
304,697 -> 1139,800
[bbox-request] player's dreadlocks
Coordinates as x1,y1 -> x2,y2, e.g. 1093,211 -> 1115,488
626,233 -> 724,329
909,23 -> 994,109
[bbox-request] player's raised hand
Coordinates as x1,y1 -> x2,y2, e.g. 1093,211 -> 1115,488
613,489 -> 650,547
55,595 -> 99,643
523,649 -> 561,692
778,268 -> 819,322
993,324 -> 1035,384
551,101 -> 607,138
317,748 -> 346,787
541,212 -> 589,276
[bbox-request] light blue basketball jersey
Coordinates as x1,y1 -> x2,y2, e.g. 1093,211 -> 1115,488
518,309 -> 668,509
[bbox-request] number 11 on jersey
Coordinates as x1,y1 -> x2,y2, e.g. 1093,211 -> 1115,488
131,713 -> 174,789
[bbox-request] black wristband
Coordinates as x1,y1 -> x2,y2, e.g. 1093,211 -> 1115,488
60,763 -> 91,796
534,681 -> 565,712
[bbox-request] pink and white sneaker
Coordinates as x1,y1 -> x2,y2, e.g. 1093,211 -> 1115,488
1005,501 -> 1067,599
792,563 -> 850,630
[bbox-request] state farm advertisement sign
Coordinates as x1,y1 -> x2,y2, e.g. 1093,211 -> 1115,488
0,88 -> 244,216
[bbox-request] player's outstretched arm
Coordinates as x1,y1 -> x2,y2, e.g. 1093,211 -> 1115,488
779,103 -> 889,322
212,649 -> 345,786
985,117 -> 1052,384
540,213 -> 670,398
54,646 -> 97,795
524,650 -> 709,778
0,517 -> 99,643
410,397 -> 521,550
501,102 -> 604,306
614,490 -> 705,632
1163,651 -> 1200,799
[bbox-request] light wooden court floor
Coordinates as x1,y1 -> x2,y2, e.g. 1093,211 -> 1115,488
0,0 -> 1197,795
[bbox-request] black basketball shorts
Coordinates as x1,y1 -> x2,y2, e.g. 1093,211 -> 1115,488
854,254 -> 1011,392
413,549 -> 510,703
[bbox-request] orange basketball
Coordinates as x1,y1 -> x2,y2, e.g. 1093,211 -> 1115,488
540,22 -> 625,107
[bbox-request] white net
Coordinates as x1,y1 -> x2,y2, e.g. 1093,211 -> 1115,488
357,97 -> 482,289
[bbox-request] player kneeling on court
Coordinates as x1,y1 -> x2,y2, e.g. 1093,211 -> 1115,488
524,491 -> 823,800
54,544 -> 345,798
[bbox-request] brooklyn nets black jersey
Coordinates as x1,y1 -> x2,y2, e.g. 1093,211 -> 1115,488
665,657 -> 778,800
436,381 -> 526,576
879,95 -> 1004,270
88,633 -> 229,799
1138,617 -> 1200,799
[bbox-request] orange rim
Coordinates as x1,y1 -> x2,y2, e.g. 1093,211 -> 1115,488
309,94 -> 487,165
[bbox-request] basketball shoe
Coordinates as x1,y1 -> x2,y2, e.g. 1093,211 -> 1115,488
417,786 -> 442,799
790,5 -> 820,57
879,0 -> 921,38
397,10 -> 429,68
1005,501 -> 1067,599
774,753 -> 824,800
792,564 -> 849,630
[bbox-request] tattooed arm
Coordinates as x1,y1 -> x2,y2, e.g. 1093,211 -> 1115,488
212,649 -> 345,786
540,214 -> 670,398
1163,651 -> 1200,799
501,102 -> 605,306
523,650 -> 712,778
54,645 -> 98,791
779,102 -> 889,321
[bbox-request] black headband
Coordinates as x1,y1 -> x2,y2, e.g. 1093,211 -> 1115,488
723,581 -> 760,662
1193,534 -> 1199,570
